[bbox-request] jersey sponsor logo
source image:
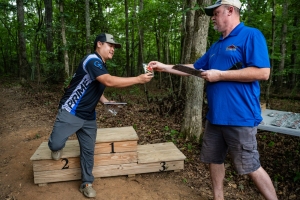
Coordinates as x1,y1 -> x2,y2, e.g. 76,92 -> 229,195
62,74 -> 92,112
226,44 -> 237,51
83,54 -> 102,72
94,61 -> 102,69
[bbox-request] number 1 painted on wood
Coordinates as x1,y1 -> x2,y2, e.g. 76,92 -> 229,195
110,142 -> 115,153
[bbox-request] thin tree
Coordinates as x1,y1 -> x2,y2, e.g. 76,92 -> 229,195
277,0 -> 288,92
59,0 -> 70,77
266,0 -> 276,107
137,0 -> 144,74
44,0 -> 53,59
16,0 -> 29,82
125,0 -> 130,76
85,0 -> 91,54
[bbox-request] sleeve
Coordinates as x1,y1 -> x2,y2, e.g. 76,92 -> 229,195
85,58 -> 109,80
244,29 -> 270,68
193,49 -> 211,70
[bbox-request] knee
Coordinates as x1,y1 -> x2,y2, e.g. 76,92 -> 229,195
48,140 -> 64,151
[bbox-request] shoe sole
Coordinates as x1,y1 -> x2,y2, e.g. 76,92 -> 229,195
51,150 -> 63,160
79,188 -> 96,198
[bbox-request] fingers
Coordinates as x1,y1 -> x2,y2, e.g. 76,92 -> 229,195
138,73 -> 153,84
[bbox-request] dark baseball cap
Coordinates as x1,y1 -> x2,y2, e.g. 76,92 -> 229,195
204,0 -> 242,16
94,33 -> 122,50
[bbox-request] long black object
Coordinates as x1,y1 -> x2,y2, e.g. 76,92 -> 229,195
172,62 -> 243,77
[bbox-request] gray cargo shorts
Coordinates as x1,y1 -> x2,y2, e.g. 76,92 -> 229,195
200,121 -> 261,175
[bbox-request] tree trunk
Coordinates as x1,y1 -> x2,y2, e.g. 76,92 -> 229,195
180,0 -> 211,141
130,0 -> 136,77
277,0 -> 288,91
97,0 -> 108,32
290,15 -> 299,88
59,0 -> 70,77
44,0 -> 53,54
125,0 -> 130,76
16,0 -> 29,81
32,0 -> 43,84
154,18 -> 162,88
138,0 -> 144,74
85,0 -> 91,54
266,0 -> 276,107
180,0 -> 195,64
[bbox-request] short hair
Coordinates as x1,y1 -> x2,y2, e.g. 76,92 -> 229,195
223,4 -> 240,15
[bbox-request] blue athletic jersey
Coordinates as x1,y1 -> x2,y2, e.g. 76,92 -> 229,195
59,52 -> 107,120
194,23 -> 270,127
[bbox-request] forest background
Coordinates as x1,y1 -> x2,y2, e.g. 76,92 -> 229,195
0,0 -> 300,199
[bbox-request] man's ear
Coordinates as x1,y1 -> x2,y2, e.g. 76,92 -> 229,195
228,6 -> 234,15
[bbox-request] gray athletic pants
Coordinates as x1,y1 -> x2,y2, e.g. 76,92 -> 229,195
48,109 -> 97,186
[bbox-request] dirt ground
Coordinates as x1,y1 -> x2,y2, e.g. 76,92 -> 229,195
0,79 -> 299,200
0,81 -> 209,200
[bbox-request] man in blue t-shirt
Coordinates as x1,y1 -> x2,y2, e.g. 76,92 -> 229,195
149,0 -> 277,199
48,33 -> 153,198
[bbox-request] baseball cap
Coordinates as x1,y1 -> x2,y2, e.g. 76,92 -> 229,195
94,33 -> 122,50
204,0 -> 242,16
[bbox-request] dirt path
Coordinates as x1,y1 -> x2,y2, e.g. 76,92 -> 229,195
0,84 -> 207,200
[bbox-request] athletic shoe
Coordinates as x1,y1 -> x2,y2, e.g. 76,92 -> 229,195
51,150 -> 62,160
80,183 -> 96,198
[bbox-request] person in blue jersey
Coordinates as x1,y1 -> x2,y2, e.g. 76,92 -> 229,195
149,0 -> 277,199
48,33 -> 153,198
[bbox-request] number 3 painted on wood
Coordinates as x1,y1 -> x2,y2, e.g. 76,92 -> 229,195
159,161 -> 166,172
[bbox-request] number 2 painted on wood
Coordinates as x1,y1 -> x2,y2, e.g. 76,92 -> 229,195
61,158 -> 69,169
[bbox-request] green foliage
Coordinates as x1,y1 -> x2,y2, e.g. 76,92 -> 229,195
294,171 -> 300,182
34,133 -> 41,139
129,85 -> 142,95
274,173 -> 284,182
64,76 -> 72,88
164,125 -> 182,143
268,141 -> 275,147
183,142 -> 194,152
1,0 -> 300,94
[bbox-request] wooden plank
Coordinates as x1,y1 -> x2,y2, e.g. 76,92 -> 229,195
34,168 -> 81,184
95,141 -> 137,154
137,142 -> 186,164
33,157 -> 80,172
33,152 -> 138,172
33,160 -> 184,184
30,140 -> 80,161
31,140 -> 136,161
30,126 -> 138,161
94,151 -> 137,166
96,126 -> 138,143
93,160 -> 184,177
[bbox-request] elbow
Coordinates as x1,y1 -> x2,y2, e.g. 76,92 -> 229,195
261,73 -> 270,81
103,81 -> 113,87
104,82 -> 118,87
260,68 -> 270,81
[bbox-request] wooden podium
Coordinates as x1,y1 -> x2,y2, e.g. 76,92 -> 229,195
30,126 -> 186,185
